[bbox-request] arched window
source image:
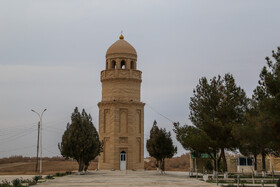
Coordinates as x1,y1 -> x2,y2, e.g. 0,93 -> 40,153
131,61 -> 135,69
111,60 -> 116,69
121,60 -> 126,69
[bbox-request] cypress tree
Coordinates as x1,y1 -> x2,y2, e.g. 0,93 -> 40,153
59,107 -> 102,172
146,120 -> 177,173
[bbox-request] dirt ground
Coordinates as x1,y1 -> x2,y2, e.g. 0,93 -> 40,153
0,160 -> 97,175
0,154 -> 190,175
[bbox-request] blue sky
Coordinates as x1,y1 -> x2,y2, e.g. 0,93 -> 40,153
0,0 -> 280,158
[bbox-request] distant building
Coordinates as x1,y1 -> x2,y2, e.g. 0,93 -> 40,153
98,34 -> 145,170
190,153 -> 280,173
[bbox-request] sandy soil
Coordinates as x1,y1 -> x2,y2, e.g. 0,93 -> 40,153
0,160 -> 97,175
0,162 -> 29,170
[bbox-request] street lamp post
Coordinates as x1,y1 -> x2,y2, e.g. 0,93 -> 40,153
31,109 -> 47,174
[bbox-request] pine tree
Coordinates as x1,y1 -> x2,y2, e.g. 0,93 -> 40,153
257,47 -> 280,147
174,123 -> 221,171
246,47 -> 280,172
232,99 -> 261,172
58,107 -> 102,172
175,73 -> 247,172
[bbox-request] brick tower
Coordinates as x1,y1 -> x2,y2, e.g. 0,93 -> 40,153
98,34 -> 144,170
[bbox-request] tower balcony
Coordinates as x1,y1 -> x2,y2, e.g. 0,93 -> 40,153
101,69 -> 142,82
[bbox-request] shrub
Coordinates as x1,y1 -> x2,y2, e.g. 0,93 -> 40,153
0,180 -> 12,187
33,176 -> 42,182
27,180 -> 37,186
0,184 -> 12,187
55,172 -> 66,177
45,175 -> 54,179
12,179 -> 21,187
20,179 -> 37,186
277,178 -> 280,187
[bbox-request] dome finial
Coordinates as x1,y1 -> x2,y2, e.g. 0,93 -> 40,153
119,30 -> 124,40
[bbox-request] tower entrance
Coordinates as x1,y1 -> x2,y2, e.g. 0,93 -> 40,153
120,151 -> 126,170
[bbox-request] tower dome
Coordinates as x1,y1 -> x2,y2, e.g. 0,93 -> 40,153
106,35 -> 137,58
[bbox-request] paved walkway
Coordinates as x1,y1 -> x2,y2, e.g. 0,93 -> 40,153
34,170 -> 217,187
